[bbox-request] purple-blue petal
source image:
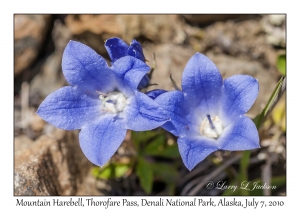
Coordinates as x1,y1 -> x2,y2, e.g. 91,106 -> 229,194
137,74 -> 150,89
155,90 -> 192,137
146,89 -> 167,100
182,53 -> 223,115
111,56 -> 150,89
125,91 -> 170,131
62,41 -> 116,94
220,75 -> 259,124
218,116 -> 260,151
36,86 -> 101,130
79,115 -> 127,166
128,39 -> 146,62
104,37 -> 129,62
178,137 -> 218,171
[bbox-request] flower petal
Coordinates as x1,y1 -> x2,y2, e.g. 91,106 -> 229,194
182,53 -> 222,115
36,86 -> 101,130
155,90 -> 192,137
218,116 -> 260,151
137,74 -> 150,89
62,41 -> 116,94
221,75 -> 259,123
104,37 -> 129,62
178,137 -> 218,171
79,115 -> 127,166
128,39 -> 146,62
111,56 -> 150,89
146,89 -> 168,100
125,91 -> 170,131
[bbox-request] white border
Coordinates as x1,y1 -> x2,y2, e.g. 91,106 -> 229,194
3,0 -> 298,208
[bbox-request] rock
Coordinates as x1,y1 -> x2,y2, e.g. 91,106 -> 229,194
30,114 -> 46,132
182,14 -> 254,25
201,16 -> 281,75
268,15 -> 286,26
14,129 -> 94,195
75,172 -> 102,196
65,15 -> 123,36
14,152 -> 61,195
14,15 -> 51,76
30,52 -> 66,98
64,15 -> 186,56
66,15 -> 185,43
30,20 -> 71,98
262,15 -> 286,47
14,135 -> 34,159
144,43 -> 195,91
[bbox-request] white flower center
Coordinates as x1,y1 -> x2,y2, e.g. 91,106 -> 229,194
99,91 -> 127,113
200,115 -> 223,139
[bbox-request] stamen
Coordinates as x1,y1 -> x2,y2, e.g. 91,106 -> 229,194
200,115 -> 224,139
106,99 -> 117,104
206,114 -> 215,129
99,94 -> 109,106
99,95 -> 106,100
99,91 -> 127,114
96,91 -> 108,96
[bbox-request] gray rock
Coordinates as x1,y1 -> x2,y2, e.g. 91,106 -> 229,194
14,129 -> 95,195
14,15 -> 51,76
182,14 -> 255,25
30,20 -> 71,98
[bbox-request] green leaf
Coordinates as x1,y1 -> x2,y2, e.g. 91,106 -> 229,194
115,164 -> 130,178
253,76 -> 285,129
136,158 -> 153,194
132,130 -> 159,150
240,151 -> 251,179
151,162 -> 179,195
271,96 -> 286,132
91,163 -> 130,180
144,135 -> 165,155
91,166 -> 112,180
276,54 -> 286,76
151,162 -> 178,183
239,150 -> 251,195
143,134 -> 180,158
158,144 -> 180,158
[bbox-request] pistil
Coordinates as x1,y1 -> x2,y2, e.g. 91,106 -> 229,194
99,91 -> 127,113
200,115 -> 224,139
206,114 -> 215,129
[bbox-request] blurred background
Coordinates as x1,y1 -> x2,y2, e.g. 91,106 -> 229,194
14,14 -> 286,196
